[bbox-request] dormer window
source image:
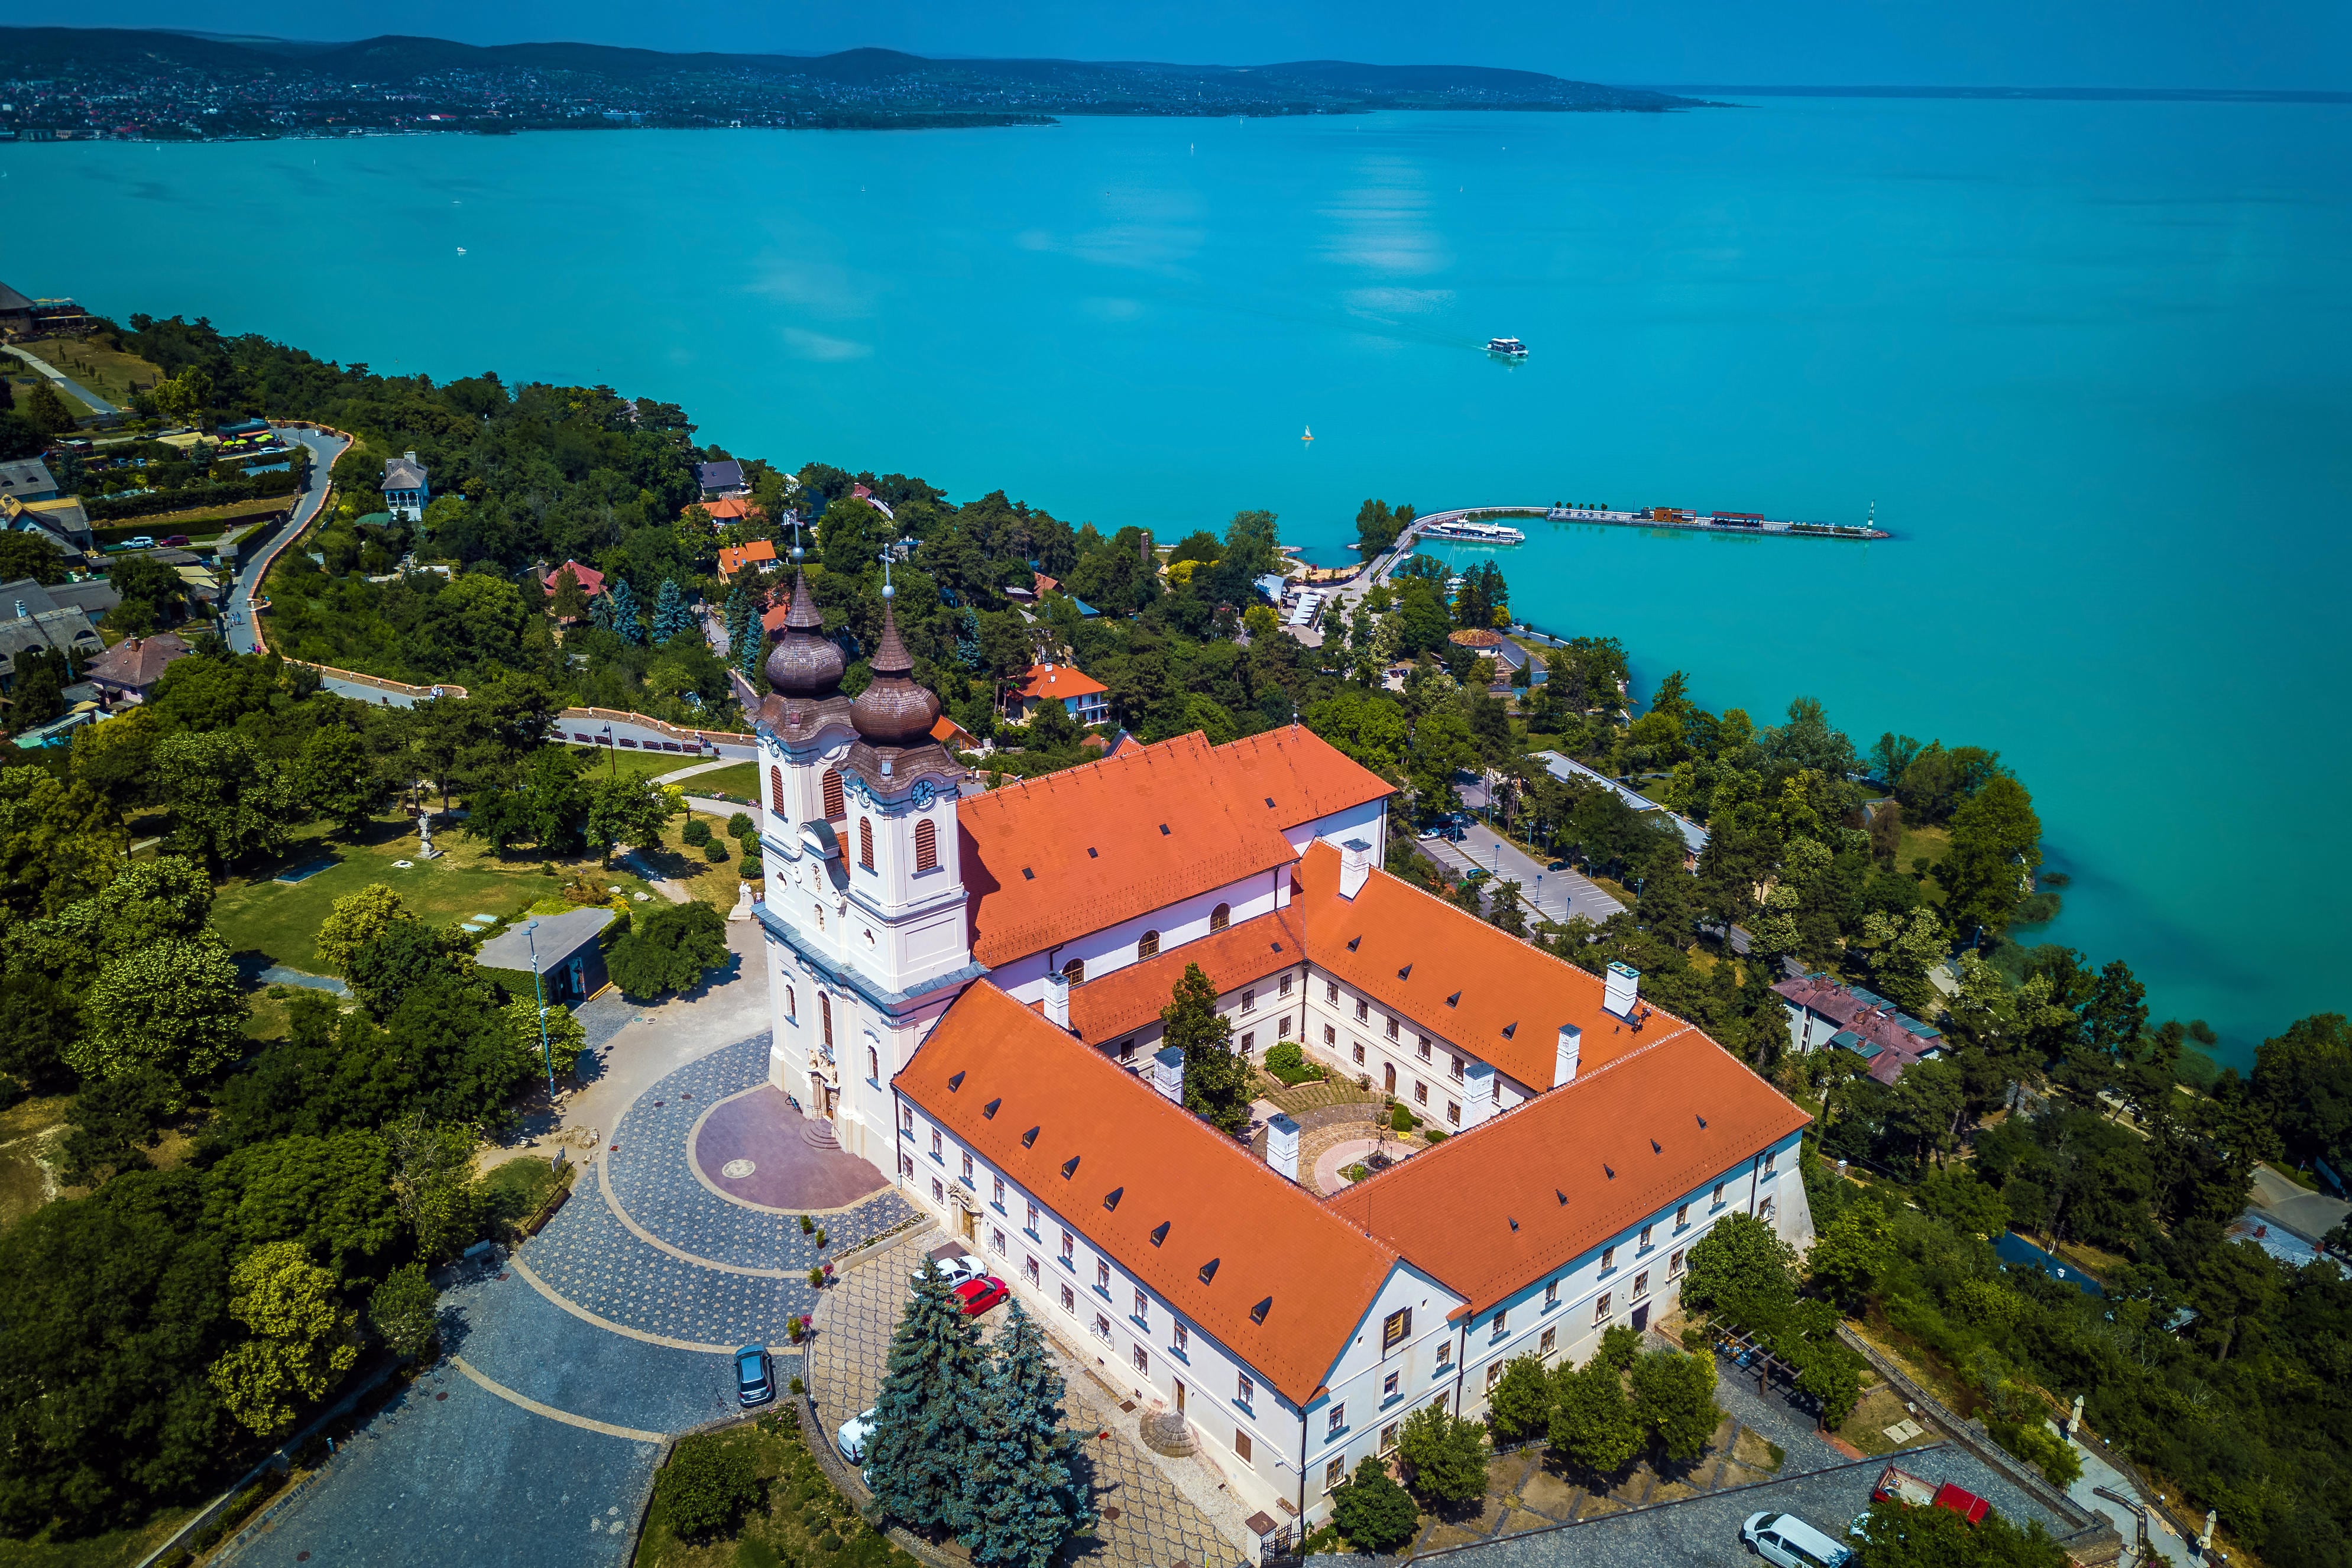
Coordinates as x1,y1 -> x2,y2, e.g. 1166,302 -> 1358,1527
1138,930 -> 1160,960
1210,903 -> 1230,933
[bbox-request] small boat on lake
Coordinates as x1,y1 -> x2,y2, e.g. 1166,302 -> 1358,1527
1486,336 -> 1528,358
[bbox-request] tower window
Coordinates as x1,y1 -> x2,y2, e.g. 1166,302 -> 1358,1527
1138,930 -> 1159,959
859,817 -> 874,870
822,768 -> 845,821
769,765 -> 786,815
914,819 -> 938,873
821,993 -> 834,1048
785,984 -> 796,1019
1209,903 -> 1230,933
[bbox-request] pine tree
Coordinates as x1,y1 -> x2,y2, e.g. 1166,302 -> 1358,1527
724,584 -> 753,656
966,1303 -> 1094,1568
607,579 -> 647,645
735,614 -> 767,688
1163,963 -> 1248,1134
589,586 -> 617,631
866,1261 -> 990,1534
549,564 -> 591,622
652,578 -> 692,643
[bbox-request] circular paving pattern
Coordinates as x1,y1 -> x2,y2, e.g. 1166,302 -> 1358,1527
721,1159 -> 756,1179
693,1084 -> 892,1211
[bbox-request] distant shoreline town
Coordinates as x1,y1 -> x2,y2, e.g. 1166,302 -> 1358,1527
0,28 -> 1704,143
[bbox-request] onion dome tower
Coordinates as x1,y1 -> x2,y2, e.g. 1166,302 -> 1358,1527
763,566 -> 844,698
849,577 -> 941,748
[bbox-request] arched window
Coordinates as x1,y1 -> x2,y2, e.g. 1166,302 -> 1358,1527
785,984 -> 796,1019
858,816 -> 874,870
821,993 -> 834,1049
769,765 -> 786,815
868,1045 -> 880,1081
1137,930 -> 1160,959
812,902 -> 824,931
1062,957 -> 1086,983
822,768 -> 845,821
913,819 -> 938,873
1209,903 -> 1230,933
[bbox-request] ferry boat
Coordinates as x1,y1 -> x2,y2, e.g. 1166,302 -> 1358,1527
1421,518 -> 1527,544
1485,336 -> 1529,358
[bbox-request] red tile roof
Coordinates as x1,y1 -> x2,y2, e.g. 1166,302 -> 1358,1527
1294,841 -> 1667,1092
1325,1027 -> 1810,1311
1013,663 -> 1107,702
958,733 -> 1300,967
898,982 -> 1401,1402
718,540 -> 777,578
931,714 -> 979,750
689,497 -> 763,522
545,560 -> 605,598
1067,909 -> 1304,1046
85,632 -> 192,692
1201,727 -> 1395,830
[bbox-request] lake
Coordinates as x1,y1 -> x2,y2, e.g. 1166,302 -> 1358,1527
6,98 -> 2347,1063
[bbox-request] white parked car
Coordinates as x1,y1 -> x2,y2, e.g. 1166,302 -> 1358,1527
911,1251 -> 983,1290
837,1407 -> 877,1465
1744,1511 -> 1854,1568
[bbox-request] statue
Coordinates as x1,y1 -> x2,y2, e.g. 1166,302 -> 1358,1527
417,811 -> 442,860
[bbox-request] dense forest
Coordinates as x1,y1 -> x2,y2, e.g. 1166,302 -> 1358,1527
0,315 -> 2343,1564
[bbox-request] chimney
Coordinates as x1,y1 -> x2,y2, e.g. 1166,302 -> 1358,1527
1266,1113 -> 1301,1182
404,449 -> 418,464
1554,1024 -> 1582,1087
1337,837 -> 1372,900
1151,1045 -> 1184,1103
1044,970 -> 1071,1029
1604,961 -> 1641,1019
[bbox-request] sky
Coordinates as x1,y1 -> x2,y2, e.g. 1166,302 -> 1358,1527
15,0 -> 2350,90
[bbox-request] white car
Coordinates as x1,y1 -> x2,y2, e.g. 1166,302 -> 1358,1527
1744,1511 -> 1854,1568
837,1407 -> 877,1464
910,1252 -> 983,1290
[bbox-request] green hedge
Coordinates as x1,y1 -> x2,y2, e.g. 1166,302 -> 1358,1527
85,468 -> 303,521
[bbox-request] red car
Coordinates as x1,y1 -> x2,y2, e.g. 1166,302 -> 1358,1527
953,1275 -> 1010,1317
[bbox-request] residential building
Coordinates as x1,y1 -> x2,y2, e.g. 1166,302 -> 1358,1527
380,451 -> 429,523
1005,662 -> 1110,727
738,569 -> 1815,1531
0,610 -> 106,692
929,713 -> 981,753
688,496 -> 763,527
695,459 -> 749,499
0,459 -> 60,504
1773,970 -> 1943,1084
0,576 -> 121,626
543,559 -> 606,615
83,632 -> 193,702
1,494 -> 94,552
717,540 -> 778,583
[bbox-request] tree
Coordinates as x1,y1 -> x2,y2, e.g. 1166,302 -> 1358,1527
608,899 -> 729,998
1487,878 -> 1528,937
607,578 -> 647,646
1680,1211 -> 1798,1329
147,367 -> 212,429
0,530 -> 67,587
294,727 -> 386,833
59,1068 -> 177,1185
8,645 -> 66,727
1332,1454 -> 1419,1551
1162,963 -> 1248,1135
867,1260 -> 990,1533
657,1433 -> 761,1541
103,555 -> 189,634
1940,776 -> 2041,939
386,1115 -> 481,1264
70,932 -> 246,1103
206,1241 -> 359,1436
0,764 -> 125,919
1850,1496 -> 2070,1568
1808,1204 -> 1897,1311
584,773 -> 677,863
1486,1352 -> 1553,1444
368,1263 -> 440,1360
504,992 -> 588,1080
1629,1349 -> 1721,1463
203,1130 -> 403,1276
345,916 -> 475,1019
548,564 -> 590,621
24,380 -> 75,437
1548,1352 -> 1642,1476
155,730 -> 295,867
1395,1401 -> 1489,1505
316,883 -> 411,971
964,1303 -> 1094,1568
652,577 -> 694,642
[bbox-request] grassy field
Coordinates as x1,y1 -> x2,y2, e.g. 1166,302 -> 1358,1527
682,760 -> 760,801
1894,821 -> 1952,903
208,813 -> 661,975
633,1414 -> 919,1568
561,744 -> 711,787
14,334 -> 165,407
630,809 -> 756,908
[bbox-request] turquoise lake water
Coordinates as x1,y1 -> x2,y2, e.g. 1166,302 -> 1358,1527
5,99 -> 2348,1062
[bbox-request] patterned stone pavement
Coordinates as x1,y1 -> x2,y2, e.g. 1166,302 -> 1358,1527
603,1032 -> 916,1271
811,1231 -> 1244,1568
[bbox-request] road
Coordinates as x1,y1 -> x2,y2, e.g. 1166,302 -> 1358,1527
225,425 -> 348,656
1,342 -> 121,419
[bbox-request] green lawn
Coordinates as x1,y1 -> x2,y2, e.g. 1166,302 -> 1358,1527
564,744 -> 700,786
209,814 -> 658,974
683,760 -> 760,801
1894,821 -> 1952,903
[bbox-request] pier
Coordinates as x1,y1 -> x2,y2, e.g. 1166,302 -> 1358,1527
1367,503 -> 1888,582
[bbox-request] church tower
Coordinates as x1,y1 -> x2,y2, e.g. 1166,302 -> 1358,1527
752,555 -> 977,1169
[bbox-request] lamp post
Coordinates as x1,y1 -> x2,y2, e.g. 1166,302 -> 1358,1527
525,919 -> 556,1100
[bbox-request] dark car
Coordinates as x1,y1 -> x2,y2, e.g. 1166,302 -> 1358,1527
161,534 -> 192,547
1548,860 -> 1571,872
952,1276 -> 1011,1317
734,1344 -> 775,1407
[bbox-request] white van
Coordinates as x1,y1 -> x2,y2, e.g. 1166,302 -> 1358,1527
1744,1511 -> 1855,1568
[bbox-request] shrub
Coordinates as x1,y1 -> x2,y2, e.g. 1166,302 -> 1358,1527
790,1375 -> 805,1394
1264,1041 -> 1323,1085
740,853 -> 764,877
659,1434 -> 760,1541
808,1267 -> 825,1289
683,819 -> 712,847
800,1213 -> 815,1233
817,1531 -> 843,1551
1390,1104 -> 1414,1132
704,838 -> 730,862
1331,1456 -> 1418,1552
727,812 -> 754,838
607,899 -> 729,997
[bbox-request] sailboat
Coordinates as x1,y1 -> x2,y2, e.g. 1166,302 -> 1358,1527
1301,426 -> 1314,443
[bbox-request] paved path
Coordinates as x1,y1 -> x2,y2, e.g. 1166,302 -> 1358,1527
226,425 -> 348,655
1415,823 -> 1626,928
2250,1164 -> 2348,1245
1,342 -> 121,418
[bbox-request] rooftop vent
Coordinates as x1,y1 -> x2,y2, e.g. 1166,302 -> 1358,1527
1159,823 -> 1170,835
1603,1163 -> 1615,1179
1446,991 -> 1462,1007
1250,1297 -> 1272,1324
947,1071 -> 965,1091
1508,1216 -> 1519,1231
1696,1114 -> 1708,1129
1087,847 -> 1098,858
1650,1138 -> 1662,1154
1022,867 -> 1035,880
1150,1222 -> 1169,1246
1103,1186 -> 1123,1210
1264,796 -> 1276,808
983,1098 -> 1001,1119
1347,935 -> 1361,951
1502,1022 -> 1517,1039
1198,1258 -> 1220,1285
1022,1126 -> 1040,1148
1397,963 -> 1413,980
1061,1156 -> 1080,1178
1556,1189 -> 1568,1206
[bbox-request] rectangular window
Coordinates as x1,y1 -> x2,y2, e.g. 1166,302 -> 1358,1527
1490,1309 -> 1507,1335
1237,1373 -> 1255,1408
993,1176 -> 1006,1208
1133,1287 -> 1148,1323
1133,1345 -> 1149,1376
1025,1200 -> 1039,1235
1381,1421 -> 1400,1453
1436,1340 -> 1452,1369
1677,1203 -> 1690,1228
1097,1260 -> 1111,1293
1172,1322 -> 1188,1356
1640,1224 -> 1654,1250
1602,1245 -> 1616,1271
1417,1036 -> 1431,1060
1383,1371 -> 1399,1400
1279,1013 -> 1294,1039
1242,988 -> 1256,1012
932,1178 -> 945,1203
961,1153 -> 974,1184
1326,981 -> 1339,1005
1595,1292 -> 1613,1324
1118,1038 -> 1136,1062
1325,1458 -> 1345,1492
1670,1249 -> 1686,1279
931,1129 -> 943,1159
1414,1082 -> 1427,1106
1279,973 -> 1293,997
1026,1256 -> 1041,1287
1544,1279 -> 1559,1308
1094,1313 -> 1112,1344
1712,1182 -> 1727,1205
1061,1283 -> 1075,1313
1240,1031 -> 1255,1053
1323,1024 -> 1337,1047
1447,1102 -> 1460,1126
1352,1042 -> 1366,1065
901,1103 -> 915,1133
1634,1270 -> 1651,1300
1764,1148 -> 1778,1174
991,1227 -> 1006,1254
1235,1430 -> 1253,1463
1061,1230 -> 1075,1266
1354,1000 -> 1369,1023
1540,1327 -> 1557,1355
1327,1404 -> 1346,1437
1382,1308 -> 1411,1350
1450,1055 -> 1465,1081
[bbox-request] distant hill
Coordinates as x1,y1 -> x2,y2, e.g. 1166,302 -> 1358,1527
0,27 -> 1704,135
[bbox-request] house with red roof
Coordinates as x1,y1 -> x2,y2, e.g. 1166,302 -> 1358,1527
739,576 -> 1814,1533
1004,661 -> 1109,727
542,559 -> 605,605
717,540 -> 777,583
